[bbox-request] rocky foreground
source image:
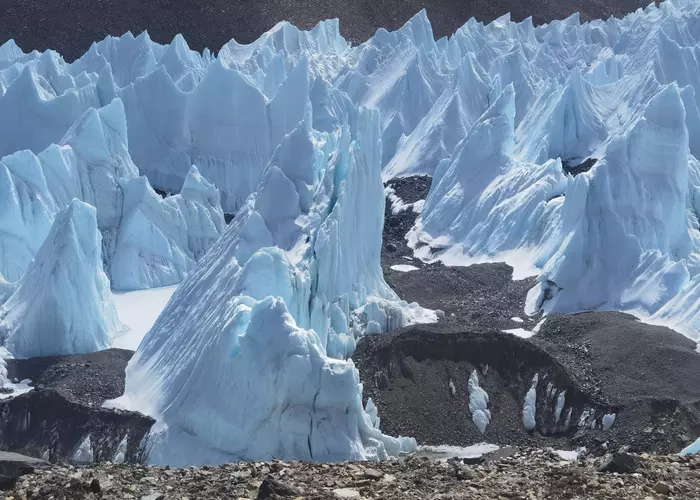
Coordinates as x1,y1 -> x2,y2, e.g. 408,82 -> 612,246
4,448 -> 700,500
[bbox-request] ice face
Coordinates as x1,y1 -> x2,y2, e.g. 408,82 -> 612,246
523,374 -> 539,432
383,53 -> 491,179
115,108 -> 425,464
404,0 -> 700,341
0,98 -> 225,291
0,200 -> 120,358
468,370 -> 491,434
72,435 -> 94,464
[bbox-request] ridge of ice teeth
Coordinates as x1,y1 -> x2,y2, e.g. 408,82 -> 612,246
0,98 -> 225,290
0,0 -> 700,463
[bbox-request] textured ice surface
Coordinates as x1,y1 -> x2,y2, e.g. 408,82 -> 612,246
602,413 -> 616,431
555,391 -> 567,424
113,436 -> 128,464
0,98 -> 224,291
7,2 -> 700,342
73,435 -> 94,464
523,374 -> 539,431
112,108 -> 426,465
467,370 -> 491,434
681,437 -> 700,455
401,0 -> 700,342
0,347 -> 33,399
0,201 -> 120,358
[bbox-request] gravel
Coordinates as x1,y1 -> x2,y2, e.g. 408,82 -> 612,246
1,350 -> 152,464
7,448 -> 700,499
382,175 -> 538,333
6,348 -> 134,407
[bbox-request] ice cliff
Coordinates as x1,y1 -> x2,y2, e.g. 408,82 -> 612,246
401,0 -> 700,341
0,200 -> 120,357
0,98 -> 224,289
115,109 -> 425,465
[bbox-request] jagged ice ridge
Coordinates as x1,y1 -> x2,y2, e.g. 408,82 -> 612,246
2,0 -> 700,462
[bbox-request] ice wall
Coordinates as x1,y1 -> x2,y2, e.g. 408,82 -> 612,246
0,98 -> 224,290
403,0 -> 700,340
0,200 -> 120,357
116,108 -> 425,464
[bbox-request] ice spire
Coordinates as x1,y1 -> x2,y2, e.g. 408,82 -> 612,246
0,200 -> 121,358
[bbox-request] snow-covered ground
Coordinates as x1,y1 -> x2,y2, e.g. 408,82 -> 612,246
112,286 -> 178,350
390,264 -> 420,272
502,328 -> 537,339
414,444 -> 500,461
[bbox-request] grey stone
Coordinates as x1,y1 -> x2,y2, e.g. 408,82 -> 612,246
257,476 -> 301,498
89,478 -> 101,493
364,468 -> 384,480
652,481 -> 671,495
141,493 -> 165,500
598,452 -> 640,474
0,451 -> 50,490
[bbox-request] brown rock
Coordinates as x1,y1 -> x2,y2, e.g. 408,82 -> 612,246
652,481 -> 671,495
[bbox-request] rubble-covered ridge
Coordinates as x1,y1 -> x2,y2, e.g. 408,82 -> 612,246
6,449 -> 700,500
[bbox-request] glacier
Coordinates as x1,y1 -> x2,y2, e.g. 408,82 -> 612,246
2,0 -> 700,464
112,108 -> 426,464
399,0 -> 700,342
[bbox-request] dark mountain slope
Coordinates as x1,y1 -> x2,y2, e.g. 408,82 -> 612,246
3,0 -> 656,61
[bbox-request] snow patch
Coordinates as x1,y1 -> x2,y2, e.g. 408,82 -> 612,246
555,448 -> 584,461
385,186 -> 425,215
112,285 -> 178,350
502,328 -> 536,339
415,443 -> 500,461
390,264 -> 419,272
